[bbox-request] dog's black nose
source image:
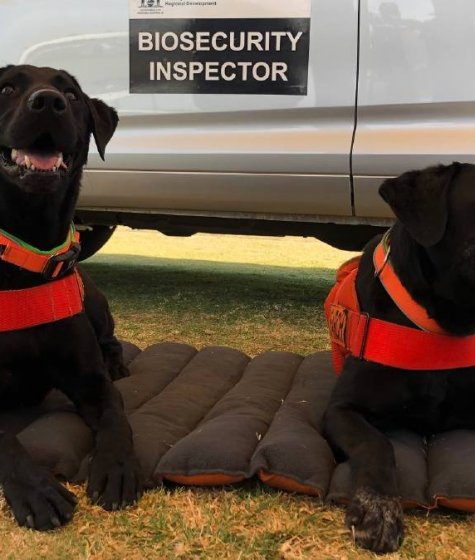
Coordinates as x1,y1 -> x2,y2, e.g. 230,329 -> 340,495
27,89 -> 67,115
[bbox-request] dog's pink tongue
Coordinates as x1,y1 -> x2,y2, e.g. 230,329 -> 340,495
15,149 -> 60,170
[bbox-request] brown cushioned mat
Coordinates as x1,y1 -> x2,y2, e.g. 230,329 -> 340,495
5,341 -> 475,512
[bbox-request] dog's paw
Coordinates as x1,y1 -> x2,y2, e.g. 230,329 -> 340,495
3,466 -> 77,531
346,487 -> 404,553
87,450 -> 143,510
102,342 -> 130,381
106,361 -> 130,381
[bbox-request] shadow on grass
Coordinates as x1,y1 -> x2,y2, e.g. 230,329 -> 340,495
83,254 -> 337,311
83,254 -> 337,353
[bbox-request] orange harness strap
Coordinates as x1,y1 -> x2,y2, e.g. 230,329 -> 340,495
0,225 -> 84,331
0,270 -> 84,332
373,233 -> 447,335
324,238 -> 475,374
0,227 -> 81,279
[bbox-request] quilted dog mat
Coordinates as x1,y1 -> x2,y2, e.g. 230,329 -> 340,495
5,341 -> 475,513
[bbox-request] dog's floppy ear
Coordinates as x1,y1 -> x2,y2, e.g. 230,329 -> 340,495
85,97 -> 119,161
0,65 -> 14,78
379,163 -> 460,247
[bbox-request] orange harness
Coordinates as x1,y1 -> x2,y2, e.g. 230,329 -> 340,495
0,226 -> 81,279
0,225 -> 84,332
324,234 -> 475,374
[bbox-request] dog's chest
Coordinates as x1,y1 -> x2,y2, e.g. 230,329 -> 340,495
372,369 -> 475,433
0,363 -> 53,409
0,334 -> 64,409
397,380 -> 448,433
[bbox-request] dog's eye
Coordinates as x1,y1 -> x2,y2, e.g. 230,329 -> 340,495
65,90 -> 78,101
0,85 -> 15,96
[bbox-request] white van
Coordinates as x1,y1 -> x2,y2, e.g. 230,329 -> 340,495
2,0 -> 475,257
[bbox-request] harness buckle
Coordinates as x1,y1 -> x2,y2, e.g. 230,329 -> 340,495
358,312 -> 371,360
42,242 -> 81,279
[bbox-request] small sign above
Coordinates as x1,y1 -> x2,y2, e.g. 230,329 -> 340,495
129,0 -> 311,95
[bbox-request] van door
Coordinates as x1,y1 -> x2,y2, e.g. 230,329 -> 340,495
1,0 -> 359,222
353,0 -> 475,221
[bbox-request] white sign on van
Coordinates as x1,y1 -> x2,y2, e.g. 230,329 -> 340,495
129,0 -> 311,95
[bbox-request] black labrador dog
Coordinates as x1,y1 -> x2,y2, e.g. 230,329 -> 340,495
323,163 -> 475,553
0,64 -> 142,530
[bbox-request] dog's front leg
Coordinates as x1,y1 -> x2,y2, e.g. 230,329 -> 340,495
60,370 -> 143,510
323,404 -> 404,553
0,431 -> 77,530
80,268 -> 129,381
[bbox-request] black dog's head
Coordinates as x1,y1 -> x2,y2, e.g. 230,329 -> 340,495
380,162 -> 475,300
0,64 -> 118,194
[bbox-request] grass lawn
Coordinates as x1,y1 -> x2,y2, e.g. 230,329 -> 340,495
85,228 -> 347,356
0,227 -> 474,559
